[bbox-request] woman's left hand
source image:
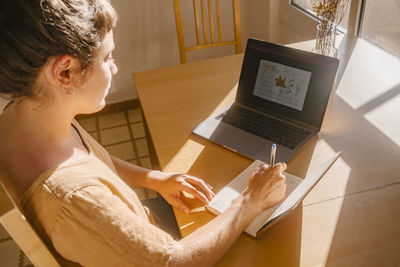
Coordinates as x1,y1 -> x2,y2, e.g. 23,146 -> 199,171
151,172 -> 215,214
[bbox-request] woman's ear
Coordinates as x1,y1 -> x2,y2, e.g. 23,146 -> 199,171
52,55 -> 80,88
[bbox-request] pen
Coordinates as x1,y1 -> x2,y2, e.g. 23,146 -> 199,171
270,143 -> 276,166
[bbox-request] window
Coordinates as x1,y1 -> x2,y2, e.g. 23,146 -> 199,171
292,0 -> 400,59
291,0 -> 351,32
359,0 -> 400,58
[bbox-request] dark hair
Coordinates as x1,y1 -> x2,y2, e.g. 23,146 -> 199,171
0,0 -> 117,99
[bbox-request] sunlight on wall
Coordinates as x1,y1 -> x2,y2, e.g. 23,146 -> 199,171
335,38 -> 400,150
336,39 -> 400,110
364,93 -> 400,147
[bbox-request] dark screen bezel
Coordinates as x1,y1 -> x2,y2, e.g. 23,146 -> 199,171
236,38 -> 339,129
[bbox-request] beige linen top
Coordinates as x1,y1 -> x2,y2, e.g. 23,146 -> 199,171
20,121 -> 177,267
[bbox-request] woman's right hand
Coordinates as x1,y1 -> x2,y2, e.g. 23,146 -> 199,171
242,162 -> 287,214
168,163 -> 287,266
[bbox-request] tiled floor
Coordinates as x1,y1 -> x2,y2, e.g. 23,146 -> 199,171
77,107 -> 157,199
0,105 -> 157,266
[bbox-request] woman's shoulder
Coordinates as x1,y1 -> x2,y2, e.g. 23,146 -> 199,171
0,117 -> 93,198
21,159 -> 110,207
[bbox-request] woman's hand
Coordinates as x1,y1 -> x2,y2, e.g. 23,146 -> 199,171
150,171 -> 215,214
242,162 -> 287,214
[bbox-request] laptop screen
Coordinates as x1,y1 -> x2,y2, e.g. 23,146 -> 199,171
236,38 -> 339,130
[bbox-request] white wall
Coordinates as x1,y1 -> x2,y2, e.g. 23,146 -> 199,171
108,0 -> 285,103
279,0 -> 317,44
1,1 -> 314,107
108,0 -> 179,103
107,0 -> 315,104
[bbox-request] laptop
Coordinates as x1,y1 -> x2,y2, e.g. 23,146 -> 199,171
192,38 -> 339,163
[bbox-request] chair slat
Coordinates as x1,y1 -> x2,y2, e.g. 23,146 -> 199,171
186,40 -> 237,51
215,0 -> 222,42
233,0 -> 242,53
208,0 -> 215,43
173,0 -> 242,63
193,0 -> 202,46
200,0 -> 208,44
0,182 -> 60,267
174,0 -> 187,63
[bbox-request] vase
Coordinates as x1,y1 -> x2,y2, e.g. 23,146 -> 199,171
313,22 -> 338,57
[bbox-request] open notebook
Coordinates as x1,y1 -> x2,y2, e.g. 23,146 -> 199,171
206,151 -> 342,238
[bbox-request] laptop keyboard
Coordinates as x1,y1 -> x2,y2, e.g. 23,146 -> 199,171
215,105 -> 311,149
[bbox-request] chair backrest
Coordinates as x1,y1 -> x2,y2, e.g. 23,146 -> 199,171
0,181 -> 60,267
173,0 -> 242,63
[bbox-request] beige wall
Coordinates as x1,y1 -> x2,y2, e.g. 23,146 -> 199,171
0,1 -> 340,109
107,0 -> 315,103
279,0 -> 317,44
108,0 -> 179,103
0,1 -> 316,106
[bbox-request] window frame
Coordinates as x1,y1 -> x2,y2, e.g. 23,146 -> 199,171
289,0 -> 364,36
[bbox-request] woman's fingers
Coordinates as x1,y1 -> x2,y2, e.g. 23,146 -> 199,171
169,196 -> 190,214
185,176 -> 215,201
257,162 -> 287,176
179,180 -> 210,205
271,162 -> 287,175
254,162 -> 287,179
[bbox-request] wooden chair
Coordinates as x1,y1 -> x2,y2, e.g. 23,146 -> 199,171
0,181 -> 60,267
173,0 -> 242,63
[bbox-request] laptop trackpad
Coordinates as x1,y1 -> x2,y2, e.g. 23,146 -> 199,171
210,123 -> 275,162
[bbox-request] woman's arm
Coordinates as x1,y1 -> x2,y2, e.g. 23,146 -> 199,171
110,155 -> 161,189
112,154 -> 287,266
110,155 -> 214,213
168,163 -> 287,266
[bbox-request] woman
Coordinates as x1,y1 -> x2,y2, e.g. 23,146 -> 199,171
0,0 -> 287,266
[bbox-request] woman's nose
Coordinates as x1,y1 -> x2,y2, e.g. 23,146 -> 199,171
111,62 -> 118,75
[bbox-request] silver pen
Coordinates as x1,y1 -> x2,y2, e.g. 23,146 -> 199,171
270,144 -> 276,166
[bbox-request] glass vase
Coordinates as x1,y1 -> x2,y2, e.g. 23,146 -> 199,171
313,22 -> 338,57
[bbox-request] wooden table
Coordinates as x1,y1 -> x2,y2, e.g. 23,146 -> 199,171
133,39 -> 400,266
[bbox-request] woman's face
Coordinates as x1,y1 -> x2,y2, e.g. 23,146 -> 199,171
77,30 -> 118,114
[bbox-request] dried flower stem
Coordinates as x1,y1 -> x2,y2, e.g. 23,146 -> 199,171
312,0 -> 349,55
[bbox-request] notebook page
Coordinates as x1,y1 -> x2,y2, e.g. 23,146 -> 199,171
206,160 -> 302,236
206,160 -> 262,215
